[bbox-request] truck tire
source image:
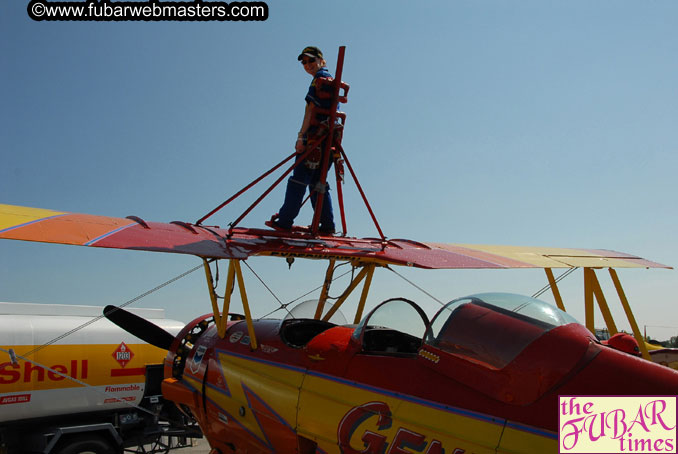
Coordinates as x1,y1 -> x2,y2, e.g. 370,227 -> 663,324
54,435 -> 118,454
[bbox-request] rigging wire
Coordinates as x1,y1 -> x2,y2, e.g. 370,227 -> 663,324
259,264 -> 355,319
531,267 -> 578,299
21,262 -> 205,358
287,265 -> 354,307
386,265 -> 579,311
385,265 -> 445,306
327,262 -> 354,300
4,262 -> 206,417
241,260 -> 293,318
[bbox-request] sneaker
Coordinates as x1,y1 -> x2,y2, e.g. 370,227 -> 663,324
266,214 -> 291,231
318,225 -> 336,235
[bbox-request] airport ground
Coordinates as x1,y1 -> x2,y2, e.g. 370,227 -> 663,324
180,437 -> 210,453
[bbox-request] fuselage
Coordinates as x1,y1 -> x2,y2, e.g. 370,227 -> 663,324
161,302 -> 678,454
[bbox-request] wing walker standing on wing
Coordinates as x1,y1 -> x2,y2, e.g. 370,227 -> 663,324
270,46 -> 340,235
196,46 -> 383,240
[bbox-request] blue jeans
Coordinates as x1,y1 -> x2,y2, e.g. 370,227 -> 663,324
277,158 -> 335,230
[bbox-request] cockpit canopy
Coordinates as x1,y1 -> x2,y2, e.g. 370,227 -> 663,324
285,292 -> 589,405
425,293 -> 580,369
283,292 -> 584,373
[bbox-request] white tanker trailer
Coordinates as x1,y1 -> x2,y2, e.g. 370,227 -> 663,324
0,302 -> 200,454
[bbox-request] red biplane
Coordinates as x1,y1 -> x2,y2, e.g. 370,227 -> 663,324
1,47 -> 676,454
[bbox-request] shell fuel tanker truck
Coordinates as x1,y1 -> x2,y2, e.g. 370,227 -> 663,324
0,302 -> 200,454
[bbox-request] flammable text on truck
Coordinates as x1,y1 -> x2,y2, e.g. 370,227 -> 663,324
0,302 -> 200,454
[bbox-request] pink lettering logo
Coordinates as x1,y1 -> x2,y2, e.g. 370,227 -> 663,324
559,396 -> 676,453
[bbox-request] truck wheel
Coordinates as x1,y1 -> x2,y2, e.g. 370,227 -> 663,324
54,435 -> 118,454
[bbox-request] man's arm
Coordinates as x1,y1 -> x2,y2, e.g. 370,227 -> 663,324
295,102 -> 314,152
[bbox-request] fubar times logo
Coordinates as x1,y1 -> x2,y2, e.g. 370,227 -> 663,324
559,396 -> 677,453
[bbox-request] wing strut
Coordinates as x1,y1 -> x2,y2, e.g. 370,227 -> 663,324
548,267 -> 651,360
321,263 -> 377,323
544,268 -> 566,311
203,259 -> 258,350
584,268 -> 619,335
609,268 -> 651,360
354,263 -> 376,323
314,259 -> 336,320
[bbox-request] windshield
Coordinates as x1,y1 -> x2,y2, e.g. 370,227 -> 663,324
426,293 -> 581,369
352,298 -> 430,355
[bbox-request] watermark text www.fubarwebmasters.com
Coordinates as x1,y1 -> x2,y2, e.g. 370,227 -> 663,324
28,0 -> 268,22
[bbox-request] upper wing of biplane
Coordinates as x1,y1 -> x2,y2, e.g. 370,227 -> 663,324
0,203 -> 670,270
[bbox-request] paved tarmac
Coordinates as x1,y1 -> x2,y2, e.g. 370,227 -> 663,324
177,437 -> 210,453
138,437 -> 209,454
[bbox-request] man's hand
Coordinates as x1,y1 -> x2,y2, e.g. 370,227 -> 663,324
295,137 -> 305,153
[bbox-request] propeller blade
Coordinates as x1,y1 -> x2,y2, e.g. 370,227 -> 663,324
104,305 -> 175,350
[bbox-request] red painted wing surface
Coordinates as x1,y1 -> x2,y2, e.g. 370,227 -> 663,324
0,204 -> 669,269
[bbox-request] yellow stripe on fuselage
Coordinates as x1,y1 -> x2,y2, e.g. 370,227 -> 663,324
202,350 -> 303,447
209,351 -> 557,454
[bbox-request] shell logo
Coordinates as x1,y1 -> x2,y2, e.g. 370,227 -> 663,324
112,342 -> 134,368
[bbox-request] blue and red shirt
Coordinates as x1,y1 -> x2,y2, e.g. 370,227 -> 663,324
306,66 -> 342,126
305,66 -> 333,109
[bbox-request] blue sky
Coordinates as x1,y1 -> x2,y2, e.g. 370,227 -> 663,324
1,1 -> 677,339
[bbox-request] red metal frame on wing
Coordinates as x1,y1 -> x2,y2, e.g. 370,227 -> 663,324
309,46 -> 345,235
194,46 -> 386,240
